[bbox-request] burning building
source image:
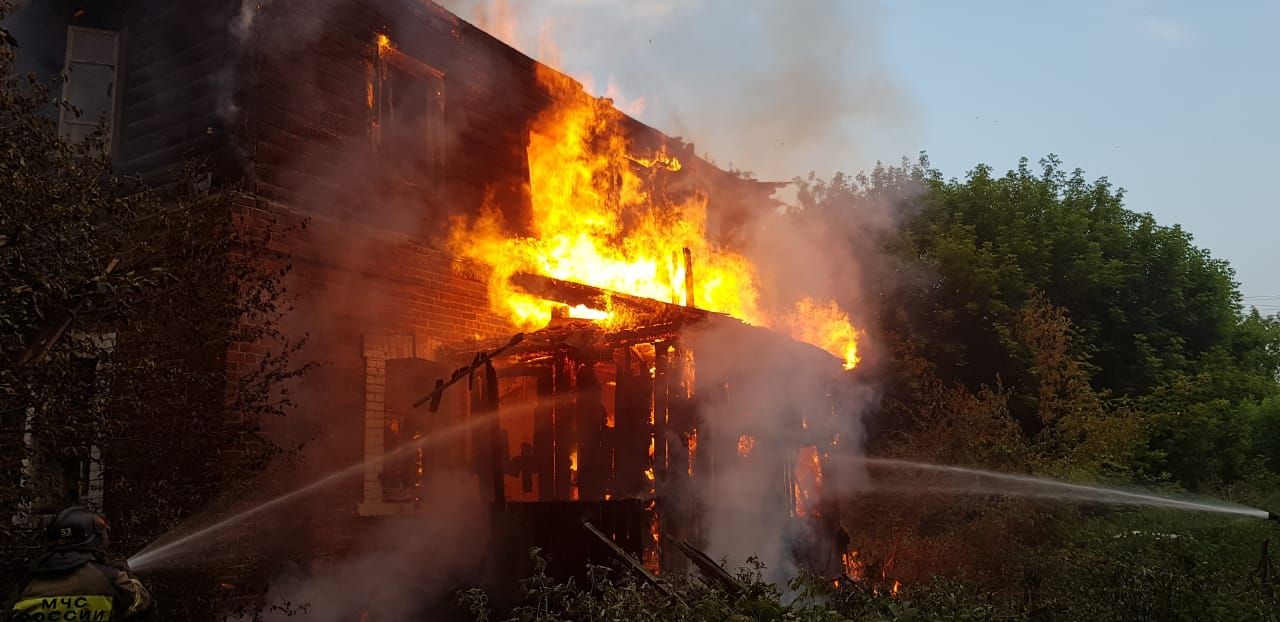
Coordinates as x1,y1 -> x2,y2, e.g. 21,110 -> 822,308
10,0 -> 865,591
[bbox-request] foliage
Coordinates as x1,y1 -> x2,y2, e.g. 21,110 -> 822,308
463,528 -> 1278,622
794,155 -> 1280,489
0,6 -> 309,614
786,156 -> 1280,619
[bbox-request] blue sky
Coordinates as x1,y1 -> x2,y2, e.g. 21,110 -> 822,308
444,1 -> 1279,308
878,2 -> 1280,309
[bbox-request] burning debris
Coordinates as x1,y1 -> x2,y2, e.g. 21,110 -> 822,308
446,60 -> 863,370
330,28 -> 875,583
399,49 -> 874,581
418,274 -> 857,580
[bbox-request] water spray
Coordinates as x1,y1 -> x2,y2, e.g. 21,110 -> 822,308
128,334 -> 529,571
846,457 -> 1274,521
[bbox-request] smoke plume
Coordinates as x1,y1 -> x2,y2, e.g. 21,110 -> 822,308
401,0 -> 921,581
436,0 -> 918,181
244,472 -> 488,621
684,321 -> 879,581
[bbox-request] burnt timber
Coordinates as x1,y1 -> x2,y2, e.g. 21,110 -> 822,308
437,278 -> 844,574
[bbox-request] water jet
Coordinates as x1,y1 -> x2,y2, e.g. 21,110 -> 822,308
849,457 -> 1272,520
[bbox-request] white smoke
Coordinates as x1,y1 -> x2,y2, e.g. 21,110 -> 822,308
242,472 -> 489,621
436,0 -> 917,181
684,320 -> 878,582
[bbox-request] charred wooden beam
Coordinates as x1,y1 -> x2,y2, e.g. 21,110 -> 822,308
484,359 -> 506,508
668,343 -> 693,487
576,361 -> 608,500
553,353 -> 574,500
653,341 -> 670,483
583,521 -> 678,602
413,332 -> 524,410
509,272 -> 711,321
534,369 -> 555,501
672,537 -> 746,596
682,247 -> 694,308
614,347 -> 650,497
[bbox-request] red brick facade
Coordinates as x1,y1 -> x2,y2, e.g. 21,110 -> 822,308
91,0 -> 778,567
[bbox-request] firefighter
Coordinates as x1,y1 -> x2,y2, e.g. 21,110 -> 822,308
8,506 -> 152,621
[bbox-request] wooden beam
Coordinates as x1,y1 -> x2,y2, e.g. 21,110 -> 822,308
576,361 -> 608,500
583,521 -> 679,601
553,353 -> 574,500
614,347 -> 651,497
653,341 -> 670,483
534,368 -> 555,501
509,272 -> 712,322
672,537 -> 745,596
682,247 -> 694,308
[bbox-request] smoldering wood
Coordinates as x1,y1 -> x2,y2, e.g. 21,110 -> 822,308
485,359 -> 505,508
582,520 -> 679,602
613,347 -> 650,498
534,368 -> 555,500
672,537 -> 746,596
653,340 -> 670,483
553,353 -> 574,500
500,500 -> 646,585
510,272 -> 711,322
412,332 -> 523,410
429,288 -> 848,571
693,372 -> 725,501
576,361 -> 608,500
682,247 -> 694,308
667,342 -> 692,489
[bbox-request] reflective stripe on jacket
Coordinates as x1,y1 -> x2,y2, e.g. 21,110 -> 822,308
10,562 -> 151,621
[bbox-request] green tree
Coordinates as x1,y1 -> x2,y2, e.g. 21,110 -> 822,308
794,155 -> 1280,488
1,7 -> 308,614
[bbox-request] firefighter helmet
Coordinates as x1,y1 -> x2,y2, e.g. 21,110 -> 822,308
44,506 -> 108,553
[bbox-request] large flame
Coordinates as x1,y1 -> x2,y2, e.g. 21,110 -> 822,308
448,66 -> 861,368
782,298 -> 862,370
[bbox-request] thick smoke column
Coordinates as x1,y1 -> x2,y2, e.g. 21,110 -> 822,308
685,321 -> 877,581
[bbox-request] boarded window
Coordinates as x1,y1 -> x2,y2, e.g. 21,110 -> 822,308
59,26 -> 120,146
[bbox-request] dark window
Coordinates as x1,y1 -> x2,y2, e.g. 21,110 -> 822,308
371,40 -> 446,193
21,354 -> 105,515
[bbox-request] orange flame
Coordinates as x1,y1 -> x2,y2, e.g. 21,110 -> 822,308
686,429 -> 698,476
569,447 -> 580,501
447,65 -> 862,367
793,445 -> 823,517
566,304 -> 609,321
842,550 -> 866,579
782,298 -> 862,370
737,434 -> 755,457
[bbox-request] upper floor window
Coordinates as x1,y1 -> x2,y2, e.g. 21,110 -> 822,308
59,26 -> 119,147
370,35 -> 446,193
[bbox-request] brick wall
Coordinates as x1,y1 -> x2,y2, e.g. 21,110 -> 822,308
222,188 -> 511,565
209,0 -> 780,572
